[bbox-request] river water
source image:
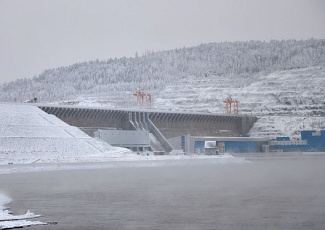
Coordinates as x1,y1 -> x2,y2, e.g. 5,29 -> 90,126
1,154 -> 325,230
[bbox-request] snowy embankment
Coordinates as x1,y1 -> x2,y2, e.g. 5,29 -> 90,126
0,194 -> 45,229
0,102 -> 134,166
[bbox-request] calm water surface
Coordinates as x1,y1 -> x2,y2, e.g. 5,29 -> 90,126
1,155 -> 325,230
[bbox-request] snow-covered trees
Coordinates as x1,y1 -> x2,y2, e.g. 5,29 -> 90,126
0,39 -> 325,104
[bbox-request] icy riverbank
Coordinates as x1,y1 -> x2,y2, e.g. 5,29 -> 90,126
0,194 -> 45,229
0,154 -> 245,175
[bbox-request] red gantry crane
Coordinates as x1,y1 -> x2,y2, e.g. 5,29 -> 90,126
223,96 -> 239,115
133,89 -> 152,108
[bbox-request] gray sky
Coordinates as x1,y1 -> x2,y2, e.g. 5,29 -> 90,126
1,0 -> 325,84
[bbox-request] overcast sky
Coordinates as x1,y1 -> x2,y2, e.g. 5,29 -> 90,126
1,0 -> 325,84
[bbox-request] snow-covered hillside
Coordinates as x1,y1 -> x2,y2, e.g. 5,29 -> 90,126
1,39 -> 324,104
156,66 -> 325,115
0,39 -> 324,139
155,65 -> 325,138
0,103 -> 133,164
45,65 -> 325,139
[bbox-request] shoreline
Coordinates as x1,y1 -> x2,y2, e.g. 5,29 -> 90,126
0,154 -> 246,175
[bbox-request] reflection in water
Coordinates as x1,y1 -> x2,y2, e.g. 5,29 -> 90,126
1,156 -> 325,230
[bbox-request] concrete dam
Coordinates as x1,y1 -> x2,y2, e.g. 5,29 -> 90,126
38,105 -> 258,154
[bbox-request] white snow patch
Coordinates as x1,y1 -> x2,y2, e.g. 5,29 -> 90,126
0,103 -> 134,165
0,194 -> 45,229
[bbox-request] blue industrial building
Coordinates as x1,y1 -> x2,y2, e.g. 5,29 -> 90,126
301,130 -> 325,151
168,135 -> 269,154
166,130 -> 325,154
192,138 -> 268,153
269,130 -> 325,152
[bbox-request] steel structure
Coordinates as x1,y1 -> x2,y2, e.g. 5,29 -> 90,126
133,89 -> 152,108
223,96 -> 239,115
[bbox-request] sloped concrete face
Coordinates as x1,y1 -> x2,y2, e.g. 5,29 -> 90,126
38,105 -> 257,138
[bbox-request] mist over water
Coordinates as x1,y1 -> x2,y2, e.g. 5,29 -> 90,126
1,156 -> 325,230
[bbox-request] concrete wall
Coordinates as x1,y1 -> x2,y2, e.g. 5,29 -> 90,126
38,105 -> 257,140
152,119 -> 240,139
167,136 -> 183,150
148,112 -> 250,139
96,129 -> 149,147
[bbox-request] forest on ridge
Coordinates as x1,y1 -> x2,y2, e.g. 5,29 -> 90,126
1,39 -> 325,104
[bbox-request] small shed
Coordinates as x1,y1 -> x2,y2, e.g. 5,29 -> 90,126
204,141 -> 219,155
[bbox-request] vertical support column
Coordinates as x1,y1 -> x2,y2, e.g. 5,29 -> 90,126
234,101 -> 239,115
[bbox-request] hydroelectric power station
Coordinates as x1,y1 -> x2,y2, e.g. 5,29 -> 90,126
38,104 -> 258,154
